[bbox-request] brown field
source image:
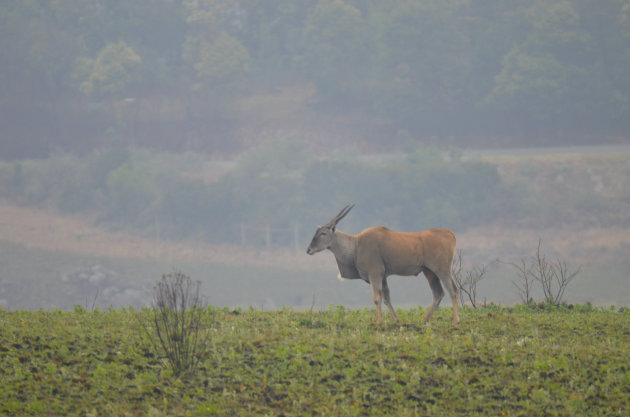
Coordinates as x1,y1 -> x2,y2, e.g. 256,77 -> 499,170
1,200 -> 628,270
0,201 -> 329,271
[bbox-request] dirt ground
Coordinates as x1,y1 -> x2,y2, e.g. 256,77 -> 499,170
1,201 -> 628,269
0,202 -> 327,271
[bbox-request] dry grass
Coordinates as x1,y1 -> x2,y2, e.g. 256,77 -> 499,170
0,201 -> 331,271
2,198 -> 628,273
490,153 -> 630,199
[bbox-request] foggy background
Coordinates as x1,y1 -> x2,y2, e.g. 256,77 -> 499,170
1,1 -> 629,311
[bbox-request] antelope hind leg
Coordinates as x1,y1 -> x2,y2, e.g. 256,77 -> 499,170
423,268 -> 444,323
440,271 -> 460,325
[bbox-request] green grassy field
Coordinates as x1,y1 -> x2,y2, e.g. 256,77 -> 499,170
1,305 -> 628,416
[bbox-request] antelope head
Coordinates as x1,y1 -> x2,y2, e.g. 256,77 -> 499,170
306,204 -> 354,255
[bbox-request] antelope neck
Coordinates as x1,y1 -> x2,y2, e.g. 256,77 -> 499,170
329,231 -> 357,265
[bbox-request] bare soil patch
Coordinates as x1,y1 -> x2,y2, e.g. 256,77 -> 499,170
457,223 -> 630,265
1,201 -> 628,271
0,202 -> 329,271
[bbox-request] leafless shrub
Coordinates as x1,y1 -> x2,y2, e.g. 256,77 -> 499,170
452,250 -> 488,308
531,240 -> 581,305
502,258 -> 535,306
141,271 -> 211,375
504,240 -> 581,306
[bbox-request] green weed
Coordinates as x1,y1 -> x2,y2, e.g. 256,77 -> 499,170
0,306 -> 628,416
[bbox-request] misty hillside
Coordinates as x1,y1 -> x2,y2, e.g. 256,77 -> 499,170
1,149 -> 629,310
2,1 -> 630,310
2,1 -> 630,160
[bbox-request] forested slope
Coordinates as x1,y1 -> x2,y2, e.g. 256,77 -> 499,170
2,1 -> 630,159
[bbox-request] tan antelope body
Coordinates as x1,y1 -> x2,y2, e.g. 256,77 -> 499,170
307,205 -> 460,325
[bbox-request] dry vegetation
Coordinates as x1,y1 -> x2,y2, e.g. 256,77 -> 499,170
0,202 -> 329,272
2,198 -> 628,274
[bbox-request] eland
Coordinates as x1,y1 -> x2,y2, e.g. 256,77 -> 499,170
306,205 -> 460,325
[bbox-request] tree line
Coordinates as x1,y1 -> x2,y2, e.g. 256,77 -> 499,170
0,143 -> 503,245
5,141 -> 627,247
2,0 -> 629,159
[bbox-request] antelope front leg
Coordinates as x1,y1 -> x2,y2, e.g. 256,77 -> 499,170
382,278 -> 399,323
370,278 -> 383,324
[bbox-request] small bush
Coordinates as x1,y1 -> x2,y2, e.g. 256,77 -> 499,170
142,271 -> 211,375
